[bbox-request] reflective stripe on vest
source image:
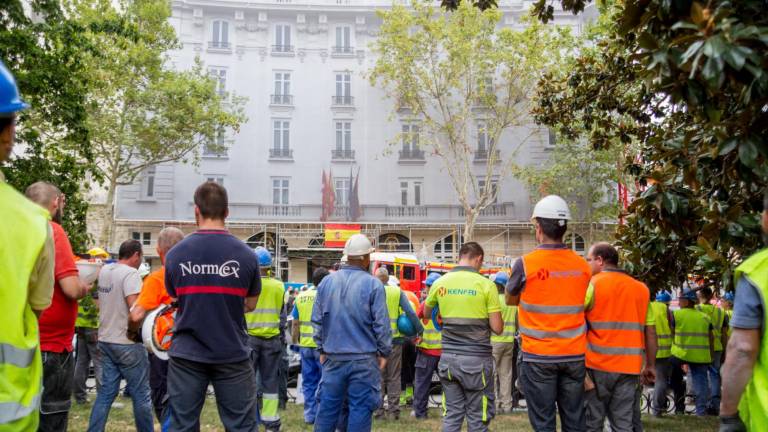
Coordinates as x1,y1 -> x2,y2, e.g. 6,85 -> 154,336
491,294 -> 517,343
295,289 -> 317,348
733,248 -> 768,431
417,320 -> 442,350
585,271 -> 649,374
245,277 -> 284,338
697,304 -> 725,351
0,182 -> 49,429
650,302 -> 672,358
518,249 -> 591,357
385,285 -> 402,338
671,308 -> 711,363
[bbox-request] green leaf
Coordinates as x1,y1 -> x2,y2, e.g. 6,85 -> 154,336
717,137 -> 738,155
637,32 -> 658,50
722,46 -> 750,71
738,139 -> 758,168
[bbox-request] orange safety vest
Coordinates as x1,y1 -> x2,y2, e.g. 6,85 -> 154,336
519,248 -> 591,357
585,270 -> 649,375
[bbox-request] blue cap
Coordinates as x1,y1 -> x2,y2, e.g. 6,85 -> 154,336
254,246 -> 272,267
493,272 -> 510,287
0,60 -> 29,115
655,291 -> 672,303
723,292 -> 735,302
425,272 -> 441,287
680,289 -> 698,302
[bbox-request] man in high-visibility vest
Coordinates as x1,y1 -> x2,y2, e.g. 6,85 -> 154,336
374,267 -> 422,420
246,246 -> 286,432
0,59 -> 55,431
696,286 -> 729,415
719,190 -> 768,432
582,243 -> 656,431
722,292 -> 734,339
650,291 -> 686,416
411,272 -> 442,420
490,271 -> 518,415
291,267 -> 330,425
505,195 -> 591,432
424,242 -> 503,432
671,288 -> 714,416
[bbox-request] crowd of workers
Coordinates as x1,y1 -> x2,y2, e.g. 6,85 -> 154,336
2,56 -> 767,432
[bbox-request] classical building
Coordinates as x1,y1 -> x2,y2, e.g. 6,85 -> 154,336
110,0 -> 600,282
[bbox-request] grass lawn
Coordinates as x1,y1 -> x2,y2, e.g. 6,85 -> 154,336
68,396 -> 718,431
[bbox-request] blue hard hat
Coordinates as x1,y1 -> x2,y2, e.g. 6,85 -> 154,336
0,61 -> 29,115
493,272 -> 509,287
397,314 -> 417,337
431,306 -> 442,331
655,291 -> 672,303
723,292 -> 735,302
680,289 -> 698,302
425,272 -> 441,287
254,247 -> 272,267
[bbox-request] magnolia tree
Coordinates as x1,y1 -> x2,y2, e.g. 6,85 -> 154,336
74,0 -> 246,246
370,0 -> 574,240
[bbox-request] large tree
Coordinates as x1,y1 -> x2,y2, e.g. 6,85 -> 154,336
74,0 -> 246,247
533,0 -> 767,292
370,0 -> 574,240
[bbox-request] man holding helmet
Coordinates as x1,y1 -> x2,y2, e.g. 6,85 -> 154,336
311,234 -> 392,432
505,195 -> 592,432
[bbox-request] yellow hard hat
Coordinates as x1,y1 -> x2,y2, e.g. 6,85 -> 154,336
87,247 -> 109,258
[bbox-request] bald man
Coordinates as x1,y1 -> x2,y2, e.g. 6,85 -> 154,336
25,181 -> 90,432
130,226 -> 185,425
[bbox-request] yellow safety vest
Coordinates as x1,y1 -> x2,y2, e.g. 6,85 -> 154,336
417,312 -> 442,351
697,304 -> 725,352
733,248 -> 768,431
725,309 -> 733,338
0,181 -> 49,429
385,285 -> 402,339
671,308 -> 711,364
295,289 -> 317,348
245,277 -> 284,338
650,301 -> 672,359
491,293 -> 517,343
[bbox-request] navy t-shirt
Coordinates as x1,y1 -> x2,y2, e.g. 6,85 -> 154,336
165,229 -> 261,363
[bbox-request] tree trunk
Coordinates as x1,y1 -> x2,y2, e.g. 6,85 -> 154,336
98,178 -> 117,250
463,208 -> 479,243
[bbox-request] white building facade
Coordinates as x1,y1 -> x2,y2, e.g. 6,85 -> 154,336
111,0 -> 598,282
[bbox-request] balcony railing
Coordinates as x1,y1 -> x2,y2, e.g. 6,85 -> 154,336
332,46 -> 355,54
331,95 -> 354,106
257,205 -> 301,217
272,45 -> 294,53
270,94 -> 294,105
385,206 -> 428,218
398,148 -> 425,161
458,204 -> 507,217
208,41 -> 231,50
331,149 -> 355,160
269,148 -> 293,159
474,148 -> 501,162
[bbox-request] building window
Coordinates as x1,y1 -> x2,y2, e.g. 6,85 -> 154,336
203,129 -> 227,157
132,231 -> 151,246
547,128 -> 557,148
208,67 -> 227,96
565,233 -> 586,254
333,72 -> 352,105
335,121 -> 351,151
478,179 -> 498,204
206,176 -> 224,186
334,26 -> 352,53
399,179 -> 423,206
334,177 -> 350,206
211,20 -> 229,48
272,178 -> 290,205
141,166 -> 156,199
274,24 -> 292,52
272,120 -> 290,157
434,233 -> 461,261
272,72 -> 292,104
477,121 -> 493,152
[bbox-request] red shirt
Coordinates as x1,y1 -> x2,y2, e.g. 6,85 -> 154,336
39,222 -> 79,352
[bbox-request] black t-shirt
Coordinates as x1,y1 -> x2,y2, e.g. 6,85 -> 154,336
165,229 -> 261,364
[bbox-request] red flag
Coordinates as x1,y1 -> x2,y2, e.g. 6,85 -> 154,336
321,169 -> 328,221
327,168 -> 335,218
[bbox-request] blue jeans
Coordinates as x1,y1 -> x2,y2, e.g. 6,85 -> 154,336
87,342 -> 153,432
314,357 -> 380,432
301,347 -> 323,423
672,357 -> 709,416
707,351 -> 722,412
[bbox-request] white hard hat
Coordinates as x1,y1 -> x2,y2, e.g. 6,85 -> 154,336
138,262 -> 151,278
388,275 -> 400,287
343,234 -> 375,258
532,195 -> 571,221
141,305 -> 175,361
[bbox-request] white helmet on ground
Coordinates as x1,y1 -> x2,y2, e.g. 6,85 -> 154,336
343,234 -> 375,258
532,195 -> 571,221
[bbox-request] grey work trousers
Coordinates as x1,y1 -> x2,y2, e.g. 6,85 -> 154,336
379,343 -> 403,414
584,369 -> 639,432
520,360 -> 585,432
652,356 -> 685,415
491,341 -> 515,411
249,335 -> 283,431
438,353 -> 495,432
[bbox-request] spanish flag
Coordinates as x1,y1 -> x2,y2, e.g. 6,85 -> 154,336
324,224 -> 361,248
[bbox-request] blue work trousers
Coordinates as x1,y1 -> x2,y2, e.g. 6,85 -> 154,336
301,347 -> 323,423
707,351 -> 722,413
314,357 -> 380,432
672,357 -> 709,416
